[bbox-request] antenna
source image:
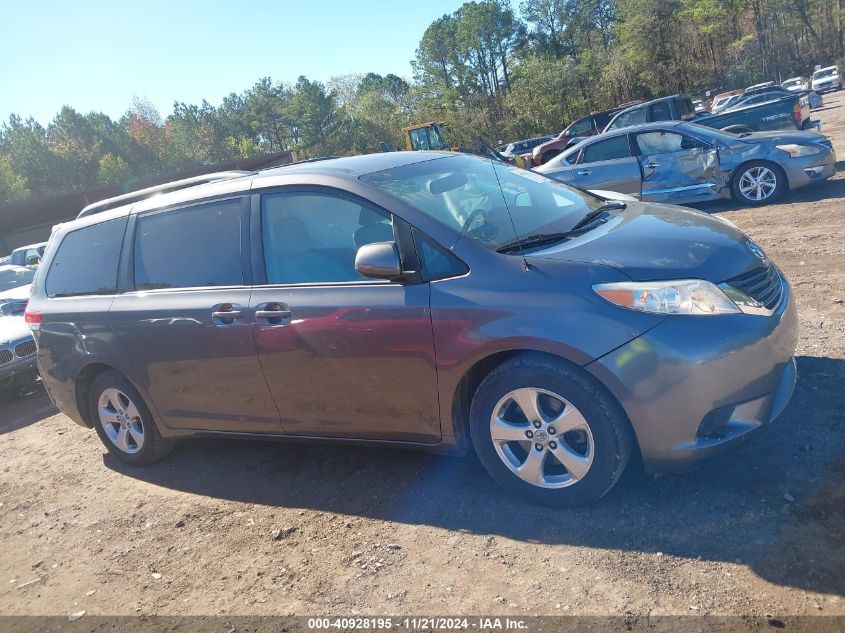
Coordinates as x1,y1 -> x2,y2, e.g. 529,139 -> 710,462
489,158 -> 530,271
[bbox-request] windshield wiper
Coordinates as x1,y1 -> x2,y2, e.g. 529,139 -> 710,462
496,232 -> 575,253
568,201 -> 626,232
496,201 -> 626,254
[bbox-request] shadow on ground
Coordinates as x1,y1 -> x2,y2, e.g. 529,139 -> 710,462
104,355 -> 845,597
696,174 -> 845,214
0,387 -> 55,435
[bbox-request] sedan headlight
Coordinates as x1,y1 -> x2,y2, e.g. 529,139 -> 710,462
776,143 -> 822,157
593,280 -> 740,315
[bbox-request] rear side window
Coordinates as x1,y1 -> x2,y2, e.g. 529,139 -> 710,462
134,200 -> 243,290
610,108 -> 646,130
580,136 -> 632,164
567,117 -> 592,135
45,218 -> 127,298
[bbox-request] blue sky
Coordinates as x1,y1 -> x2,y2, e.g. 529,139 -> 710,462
0,0 -> 473,125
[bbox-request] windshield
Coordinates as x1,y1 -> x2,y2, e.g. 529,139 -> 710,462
814,68 -> 838,79
783,78 -> 803,87
0,267 -> 35,292
360,154 -> 606,251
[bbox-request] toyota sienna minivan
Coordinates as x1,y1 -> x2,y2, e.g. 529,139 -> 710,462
27,152 -> 797,506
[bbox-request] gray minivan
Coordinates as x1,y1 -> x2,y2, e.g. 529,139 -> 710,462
27,152 -> 797,506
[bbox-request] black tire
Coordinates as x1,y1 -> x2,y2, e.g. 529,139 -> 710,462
469,354 -> 633,507
730,160 -> 787,205
88,370 -> 173,465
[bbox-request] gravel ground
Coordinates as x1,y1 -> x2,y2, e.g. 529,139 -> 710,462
1,94 -> 844,620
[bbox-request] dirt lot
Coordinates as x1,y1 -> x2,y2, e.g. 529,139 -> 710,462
2,95 -> 845,621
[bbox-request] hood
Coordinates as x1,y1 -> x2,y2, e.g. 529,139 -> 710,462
0,314 -> 33,345
736,130 -> 827,145
0,283 -> 32,303
528,201 -> 766,282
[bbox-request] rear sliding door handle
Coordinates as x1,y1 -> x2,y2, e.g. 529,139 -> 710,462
211,303 -> 244,325
255,309 -> 292,319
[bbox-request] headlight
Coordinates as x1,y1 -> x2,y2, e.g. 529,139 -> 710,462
776,143 -> 822,157
593,280 -> 740,315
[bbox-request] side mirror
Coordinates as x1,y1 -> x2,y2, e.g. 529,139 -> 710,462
355,242 -> 401,279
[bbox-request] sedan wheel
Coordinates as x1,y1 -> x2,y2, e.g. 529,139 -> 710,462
490,387 -> 594,488
732,161 -> 785,205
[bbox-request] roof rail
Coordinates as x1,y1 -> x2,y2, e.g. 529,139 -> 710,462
76,170 -> 255,219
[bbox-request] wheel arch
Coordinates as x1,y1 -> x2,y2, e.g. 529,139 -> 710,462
731,158 -> 790,192
448,349 -> 641,460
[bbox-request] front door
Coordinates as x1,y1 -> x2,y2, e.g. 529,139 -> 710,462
250,189 -> 441,442
109,197 -> 282,433
635,130 -> 721,204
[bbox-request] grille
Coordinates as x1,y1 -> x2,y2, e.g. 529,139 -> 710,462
14,340 -> 36,358
0,349 -> 12,365
724,264 -> 783,310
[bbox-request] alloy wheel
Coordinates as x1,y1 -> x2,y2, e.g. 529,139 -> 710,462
738,166 -> 777,202
489,387 -> 594,489
98,388 -> 144,454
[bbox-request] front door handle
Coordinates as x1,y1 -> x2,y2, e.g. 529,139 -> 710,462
211,303 -> 244,325
647,162 -> 660,169
577,169 -> 592,176
255,302 -> 292,324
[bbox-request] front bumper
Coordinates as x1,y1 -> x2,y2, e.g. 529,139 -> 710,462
586,277 -> 798,472
782,150 -> 837,189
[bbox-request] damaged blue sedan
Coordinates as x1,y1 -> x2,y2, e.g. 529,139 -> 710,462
535,121 -> 835,205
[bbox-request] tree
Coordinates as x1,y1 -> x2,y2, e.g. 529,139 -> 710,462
0,155 -> 29,204
97,153 -> 132,184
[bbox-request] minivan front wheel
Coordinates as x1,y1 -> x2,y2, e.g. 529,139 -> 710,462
469,355 -> 633,507
89,370 -> 173,465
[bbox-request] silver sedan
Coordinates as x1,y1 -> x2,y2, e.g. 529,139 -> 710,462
535,121 -> 836,205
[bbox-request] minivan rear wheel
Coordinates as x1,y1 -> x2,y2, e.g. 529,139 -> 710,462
89,370 -> 173,465
469,355 -> 633,507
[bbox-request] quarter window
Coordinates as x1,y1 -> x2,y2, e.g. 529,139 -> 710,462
45,218 -> 127,297
134,200 -> 243,290
261,192 -> 394,285
579,136 -> 632,164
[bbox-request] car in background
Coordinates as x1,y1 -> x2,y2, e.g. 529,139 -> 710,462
606,92 -> 814,135
498,136 -> 554,162
9,242 -> 46,268
710,90 -> 744,114
735,85 -> 823,110
0,264 -> 38,401
535,120 -> 835,206
747,81 -> 776,92
782,77 -> 808,91
811,66 -> 842,92
531,103 -> 641,166
27,151 -> 798,506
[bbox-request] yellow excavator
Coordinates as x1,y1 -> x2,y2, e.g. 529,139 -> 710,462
403,122 -> 454,151
401,122 -> 530,168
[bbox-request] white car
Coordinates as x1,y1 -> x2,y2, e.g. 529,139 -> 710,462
812,66 -> 843,93
782,77 -> 808,91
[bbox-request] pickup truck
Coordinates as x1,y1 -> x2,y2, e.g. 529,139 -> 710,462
604,93 -> 814,135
